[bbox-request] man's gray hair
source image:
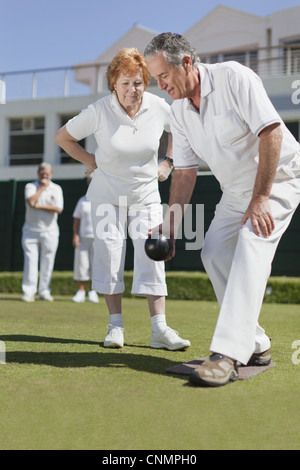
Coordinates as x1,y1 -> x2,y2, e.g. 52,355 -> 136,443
38,162 -> 52,172
144,32 -> 200,67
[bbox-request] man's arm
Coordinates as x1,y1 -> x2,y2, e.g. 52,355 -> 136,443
34,203 -> 63,214
242,123 -> 283,237
158,133 -> 173,182
73,218 -> 81,248
159,168 -> 197,259
26,181 -> 47,208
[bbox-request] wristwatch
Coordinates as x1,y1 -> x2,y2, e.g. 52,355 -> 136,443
164,156 -> 173,165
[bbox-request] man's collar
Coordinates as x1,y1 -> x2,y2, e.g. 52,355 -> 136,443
185,63 -> 213,111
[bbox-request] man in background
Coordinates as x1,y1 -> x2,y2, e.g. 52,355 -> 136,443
21,163 -> 64,302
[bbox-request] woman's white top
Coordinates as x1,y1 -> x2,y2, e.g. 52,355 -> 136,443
66,91 -> 171,206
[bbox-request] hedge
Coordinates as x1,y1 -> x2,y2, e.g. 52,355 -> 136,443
0,271 -> 300,304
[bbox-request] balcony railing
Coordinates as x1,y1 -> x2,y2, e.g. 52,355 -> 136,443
0,64 -> 95,102
201,43 -> 300,78
1,44 -> 300,102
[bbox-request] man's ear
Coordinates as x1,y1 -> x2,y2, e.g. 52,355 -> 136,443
182,55 -> 192,73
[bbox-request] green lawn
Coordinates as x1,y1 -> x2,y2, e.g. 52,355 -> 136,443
0,293 -> 299,450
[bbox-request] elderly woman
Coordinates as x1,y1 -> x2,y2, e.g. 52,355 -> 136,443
55,48 -> 190,350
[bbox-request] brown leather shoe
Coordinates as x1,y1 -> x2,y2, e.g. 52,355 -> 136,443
189,354 -> 239,387
247,349 -> 271,367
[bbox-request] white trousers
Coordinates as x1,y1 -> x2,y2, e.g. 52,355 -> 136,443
22,229 -> 59,296
91,202 -> 167,296
73,237 -> 94,281
201,175 -> 300,364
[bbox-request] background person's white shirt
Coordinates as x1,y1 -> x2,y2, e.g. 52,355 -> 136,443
23,180 -> 64,232
66,91 -> 170,206
171,62 -> 300,197
73,195 -> 94,238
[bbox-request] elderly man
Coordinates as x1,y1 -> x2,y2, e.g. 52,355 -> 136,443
21,163 -> 64,302
144,33 -> 300,387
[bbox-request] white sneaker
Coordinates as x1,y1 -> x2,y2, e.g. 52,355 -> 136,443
39,293 -> 54,301
88,290 -> 99,303
72,290 -> 86,303
104,325 -> 124,348
150,327 -> 191,351
21,294 -> 35,302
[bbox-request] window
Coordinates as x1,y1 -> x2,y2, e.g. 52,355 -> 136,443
58,115 -> 86,164
203,50 -> 258,73
9,117 -> 44,166
282,39 -> 300,75
223,50 -> 258,73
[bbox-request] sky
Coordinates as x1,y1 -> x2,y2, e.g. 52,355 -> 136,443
1,0 -> 300,73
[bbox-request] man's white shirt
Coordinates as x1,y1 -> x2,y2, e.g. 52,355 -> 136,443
23,181 -> 63,232
171,61 -> 300,197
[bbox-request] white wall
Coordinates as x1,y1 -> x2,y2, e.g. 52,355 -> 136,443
0,94 -> 102,181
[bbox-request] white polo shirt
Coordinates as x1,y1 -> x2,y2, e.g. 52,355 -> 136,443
73,195 -> 94,238
171,61 -> 300,196
66,91 -> 170,206
23,180 -> 64,233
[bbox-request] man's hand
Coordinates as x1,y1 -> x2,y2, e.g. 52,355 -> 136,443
73,233 -> 80,248
39,178 -> 50,187
148,168 -> 197,261
242,123 -> 282,238
241,196 -> 275,238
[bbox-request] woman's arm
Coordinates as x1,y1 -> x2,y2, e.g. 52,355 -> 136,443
55,125 -> 97,174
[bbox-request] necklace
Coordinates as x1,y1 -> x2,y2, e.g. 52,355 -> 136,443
132,113 -> 139,134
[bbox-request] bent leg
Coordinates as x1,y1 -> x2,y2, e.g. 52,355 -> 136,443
210,180 -> 300,364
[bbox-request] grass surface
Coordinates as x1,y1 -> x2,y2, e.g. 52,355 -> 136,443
0,293 -> 299,450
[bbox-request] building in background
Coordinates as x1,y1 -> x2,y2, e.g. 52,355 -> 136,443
0,4 -> 300,181
0,4 -> 300,276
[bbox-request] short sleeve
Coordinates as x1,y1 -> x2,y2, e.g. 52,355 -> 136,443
73,198 -> 82,218
66,104 -> 98,141
170,107 -> 199,169
24,182 -> 37,200
229,65 -> 281,136
54,185 -> 64,210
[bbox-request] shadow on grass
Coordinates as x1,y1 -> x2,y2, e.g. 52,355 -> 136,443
0,334 -> 99,345
0,334 -> 187,378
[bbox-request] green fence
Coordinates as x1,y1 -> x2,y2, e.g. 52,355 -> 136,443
0,174 -> 299,275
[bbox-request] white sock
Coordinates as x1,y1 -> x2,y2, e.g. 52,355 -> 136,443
151,314 -> 167,334
109,314 -> 123,329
